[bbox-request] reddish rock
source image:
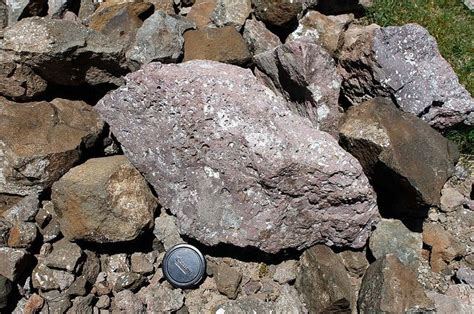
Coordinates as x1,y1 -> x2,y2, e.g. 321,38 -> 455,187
254,40 -> 342,136
338,24 -> 473,130
183,26 -> 251,65
423,223 -> 465,272
96,61 -> 379,253
243,19 -> 281,55
187,0 -> 217,29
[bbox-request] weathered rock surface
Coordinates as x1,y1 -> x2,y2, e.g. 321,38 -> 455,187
338,250 -> 369,277
0,219 -> 9,247
1,17 -> 129,90
126,11 -> 195,66
423,223 -> 464,273
338,24 -> 474,129
243,19 -> 281,55
47,0 -> 72,18
427,284 -> 474,313
7,221 -> 37,248
153,212 -> 183,250
187,0 -> 216,29
51,156 -> 157,243
97,60 -> 379,253
0,98 -> 103,197
288,10 -> 353,55
0,275 -> 12,309
252,0 -> 302,27
1,193 -> 39,223
0,247 -> 31,281
44,238 -> 83,273
6,0 -> 48,25
183,26 -> 251,65
339,97 -> 459,216
369,219 -> 422,267
32,263 -> 75,291
358,254 -> 434,312
210,0 -> 252,29
0,1 -> 7,30
88,1 -> 153,43
296,245 -> 355,312
138,284 -> 185,312
254,40 -> 342,136
215,263 -> 242,299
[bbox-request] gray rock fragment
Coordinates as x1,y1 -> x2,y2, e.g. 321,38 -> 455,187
126,11 -> 195,65
339,24 -> 474,129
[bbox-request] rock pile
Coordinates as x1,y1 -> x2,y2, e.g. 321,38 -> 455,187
0,0 -> 472,312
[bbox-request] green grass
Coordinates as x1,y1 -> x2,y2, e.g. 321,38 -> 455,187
366,0 -> 474,95
445,125 -> 474,155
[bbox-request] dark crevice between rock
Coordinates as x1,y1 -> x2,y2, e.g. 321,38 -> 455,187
372,160 -> 427,233
18,0 -> 49,21
264,19 -> 299,44
1,256 -> 37,314
316,0 -> 368,18
181,235 -> 302,266
39,82 -> 119,106
138,4 -> 155,22
417,100 -> 444,119
74,230 -> 157,256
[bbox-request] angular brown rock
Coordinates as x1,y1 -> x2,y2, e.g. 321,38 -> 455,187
296,245 -> 355,312
339,97 -> 459,216
243,19 -> 281,55
183,26 -> 251,65
96,61 -> 379,253
51,156 -> 157,243
358,254 -> 434,313
252,0 -> 302,27
0,98 -> 103,197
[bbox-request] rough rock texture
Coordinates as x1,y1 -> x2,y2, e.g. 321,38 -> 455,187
243,19 -> 281,55
358,254 -> 434,313
254,40 -> 343,136
288,10 -> 353,55
138,284 -> 185,312
97,61 -> 379,253
0,98 -> 103,197
338,24 -> 474,130
1,193 -> 39,223
423,223 -> 465,273
252,0 -> 302,27
369,219 -> 422,267
44,238 -> 83,273
126,11 -> 195,66
183,26 -> 251,65
210,0 -> 252,29
187,0 -> 216,29
296,245 -> 355,312
7,222 -> 37,248
6,0 -> 48,25
0,0 -> 8,30
153,213 -> 183,250
338,250 -> 369,277
0,52 -> 48,101
215,263 -> 242,299
1,17 -> 129,90
427,284 -> 474,313
339,97 -> 459,216
51,156 -> 157,243
0,275 -> 12,309
88,1 -> 153,43
0,247 -> 31,281
47,0 -> 72,18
